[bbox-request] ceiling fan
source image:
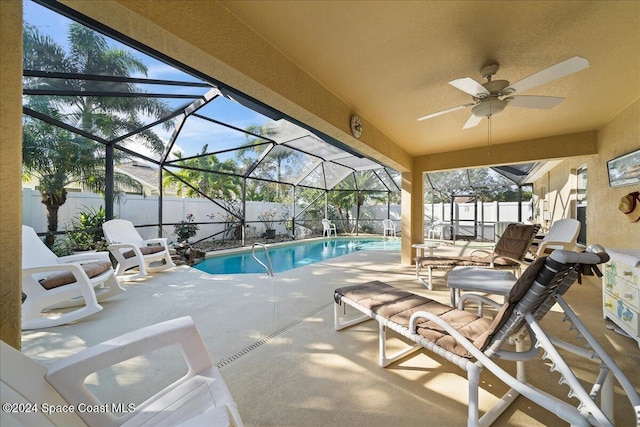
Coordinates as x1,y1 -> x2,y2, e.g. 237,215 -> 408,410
417,56 -> 590,129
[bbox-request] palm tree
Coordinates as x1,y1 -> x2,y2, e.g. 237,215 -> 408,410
23,109 -> 143,247
327,171 -> 389,233
23,23 -> 172,246
238,122 -> 301,203
163,145 -> 242,199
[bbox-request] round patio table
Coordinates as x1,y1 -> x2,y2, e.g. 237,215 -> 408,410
412,242 -> 441,257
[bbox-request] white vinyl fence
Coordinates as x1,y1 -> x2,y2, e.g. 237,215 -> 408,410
23,189 -> 532,242
425,201 -> 534,241
22,189 -> 292,243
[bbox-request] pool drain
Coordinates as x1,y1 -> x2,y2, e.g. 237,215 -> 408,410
216,302 -> 333,368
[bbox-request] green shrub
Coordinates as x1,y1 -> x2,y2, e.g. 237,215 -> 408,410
66,206 -> 108,251
174,213 -> 199,242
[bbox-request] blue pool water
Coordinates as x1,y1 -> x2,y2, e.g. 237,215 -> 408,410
194,238 -> 400,274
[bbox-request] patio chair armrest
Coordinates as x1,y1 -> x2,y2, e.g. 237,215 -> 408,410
45,317 -> 219,426
22,264 -> 98,307
47,316 -> 211,383
143,237 -> 170,248
458,293 -> 504,311
469,248 -> 493,257
537,240 -> 574,254
23,263 -> 90,278
490,255 -> 527,268
107,242 -> 136,251
58,251 -> 111,264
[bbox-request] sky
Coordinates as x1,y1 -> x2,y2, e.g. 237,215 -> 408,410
22,0 -> 273,161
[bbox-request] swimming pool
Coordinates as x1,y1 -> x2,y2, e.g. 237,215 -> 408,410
194,238 -> 400,274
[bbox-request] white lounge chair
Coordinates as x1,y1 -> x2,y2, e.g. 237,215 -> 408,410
532,218 -> 581,257
322,218 -> 337,237
21,225 -> 125,330
335,250 -> 640,426
382,218 -> 396,236
1,316 -> 243,426
102,219 -> 175,280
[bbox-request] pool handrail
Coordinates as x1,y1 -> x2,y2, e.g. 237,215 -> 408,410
251,243 -> 274,276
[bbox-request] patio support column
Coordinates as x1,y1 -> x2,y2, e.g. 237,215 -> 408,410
158,165 -> 163,237
291,185 -> 296,239
105,144 -> 114,220
241,178 -> 246,246
324,191 -> 328,220
517,185 -> 523,222
387,192 -> 391,220
401,168 -> 423,265
0,0 -> 23,347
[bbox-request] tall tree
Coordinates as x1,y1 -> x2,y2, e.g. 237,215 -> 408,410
163,145 -> 241,200
237,122 -> 301,204
22,23 -> 172,246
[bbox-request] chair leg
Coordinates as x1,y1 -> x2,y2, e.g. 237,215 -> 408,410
467,364 -> 481,427
95,273 -> 126,302
164,251 -> 176,268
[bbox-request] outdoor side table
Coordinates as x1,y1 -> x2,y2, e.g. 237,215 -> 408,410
412,242 -> 441,257
447,267 -> 516,313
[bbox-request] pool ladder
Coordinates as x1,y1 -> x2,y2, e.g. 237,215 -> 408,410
251,242 -> 274,276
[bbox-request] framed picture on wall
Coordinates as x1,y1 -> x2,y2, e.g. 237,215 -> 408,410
607,149 -> 640,188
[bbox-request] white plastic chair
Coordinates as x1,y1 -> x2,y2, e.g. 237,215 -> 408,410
426,220 -> 446,240
533,218 -> 581,257
382,219 -> 396,236
21,225 -> 125,330
103,219 -> 175,280
322,218 -> 337,237
1,316 -> 243,427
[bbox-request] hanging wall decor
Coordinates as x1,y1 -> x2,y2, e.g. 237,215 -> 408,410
607,149 -> 640,188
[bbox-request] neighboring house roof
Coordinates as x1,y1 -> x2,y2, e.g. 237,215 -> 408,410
115,161 -> 178,196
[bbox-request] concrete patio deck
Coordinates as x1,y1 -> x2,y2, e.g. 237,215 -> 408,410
21,243 -> 640,426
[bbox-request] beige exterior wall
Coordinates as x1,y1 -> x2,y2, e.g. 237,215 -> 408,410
587,98 -> 640,249
0,0 -> 24,348
533,98 -> 640,249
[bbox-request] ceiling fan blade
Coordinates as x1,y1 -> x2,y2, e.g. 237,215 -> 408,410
449,78 -> 490,97
507,95 -> 565,109
505,56 -> 590,94
462,114 -> 483,129
417,103 -> 474,121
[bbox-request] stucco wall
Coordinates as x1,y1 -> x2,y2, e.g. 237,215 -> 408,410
588,98 -> 640,249
534,98 -> 640,249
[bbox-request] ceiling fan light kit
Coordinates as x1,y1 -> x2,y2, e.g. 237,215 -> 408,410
417,56 -> 590,128
471,98 -> 508,118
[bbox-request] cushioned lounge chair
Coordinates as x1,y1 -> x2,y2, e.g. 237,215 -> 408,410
335,250 -> 639,426
414,223 -> 541,289
1,316 -> 243,427
22,225 -> 125,330
102,219 -> 175,280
